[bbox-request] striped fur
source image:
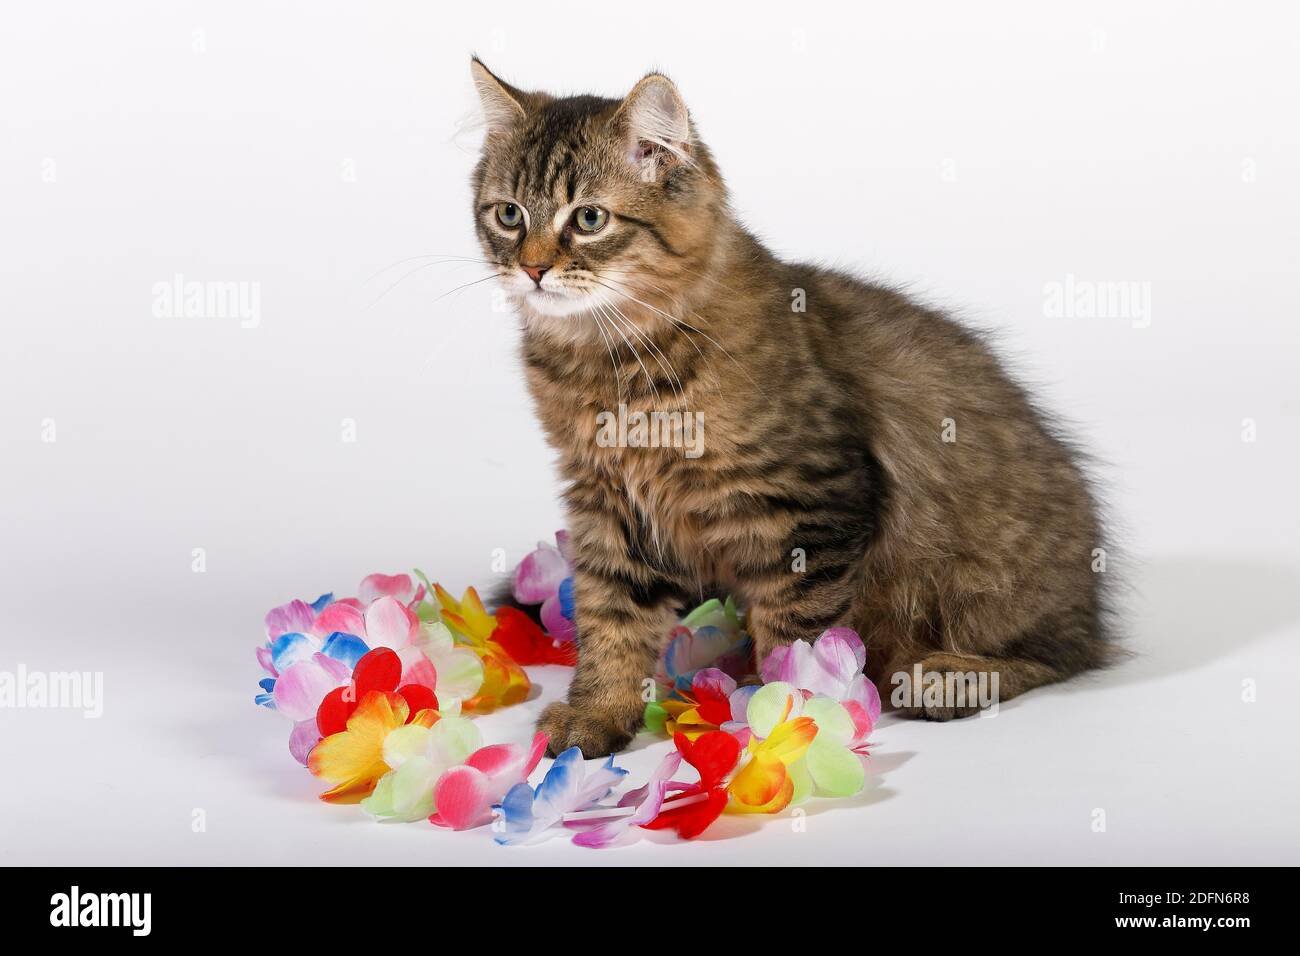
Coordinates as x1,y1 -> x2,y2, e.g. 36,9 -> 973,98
470,61 -> 1114,756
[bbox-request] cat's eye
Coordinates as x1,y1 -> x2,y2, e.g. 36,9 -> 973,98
573,206 -> 608,233
495,202 -> 524,228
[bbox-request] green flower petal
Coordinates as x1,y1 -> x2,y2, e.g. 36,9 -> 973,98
747,681 -> 802,739
806,737 -> 865,797
802,695 -> 855,746
382,723 -> 432,769
429,715 -> 481,767
644,700 -> 668,734
788,756 -> 815,807
362,758 -> 439,821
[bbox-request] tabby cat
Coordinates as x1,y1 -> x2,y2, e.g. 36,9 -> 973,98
469,59 -> 1113,757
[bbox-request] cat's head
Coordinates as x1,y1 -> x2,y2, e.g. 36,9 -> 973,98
469,59 -> 725,334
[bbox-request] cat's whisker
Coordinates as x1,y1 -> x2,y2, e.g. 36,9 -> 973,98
603,301 -> 688,412
598,296 -> 688,412
431,272 -> 502,304
585,303 -> 627,405
592,276 -> 768,399
596,275 -> 712,367
594,300 -> 661,408
366,254 -> 504,284
367,257 -> 502,310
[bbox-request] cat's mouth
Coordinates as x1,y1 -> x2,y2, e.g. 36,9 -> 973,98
519,284 -> 591,318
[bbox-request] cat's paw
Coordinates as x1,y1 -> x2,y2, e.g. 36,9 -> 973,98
537,701 -> 634,758
889,654 -> 991,721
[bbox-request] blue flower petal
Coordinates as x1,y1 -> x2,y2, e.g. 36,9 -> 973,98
258,678 -> 276,693
310,592 -> 334,613
269,632 -> 316,671
494,782 -> 537,843
255,692 -> 275,708
320,632 -> 369,669
558,577 -> 575,621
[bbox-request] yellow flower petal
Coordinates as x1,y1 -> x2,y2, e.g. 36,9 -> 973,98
308,691 -> 410,803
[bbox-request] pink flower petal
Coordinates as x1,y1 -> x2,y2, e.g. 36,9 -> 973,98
396,646 -> 438,692
289,719 -> 320,765
573,751 -> 681,848
465,742 -> 526,779
813,627 -> 867,684
845,673 -> 882,724
315,652 -> 353,683
540,595 -> 576,643
272,657 -> 348,721
523,731 -> 547,777
256,646 -> 277,677
312,602 -> 365,639
555,530 -> 573,563
363,595 -> 418,649
512,543 -> 571,604
430,765 -> 495,830
265,599 -> 315,641
358,573 -> 415,607
760,643 -> 790,684
692,666 -> 737,701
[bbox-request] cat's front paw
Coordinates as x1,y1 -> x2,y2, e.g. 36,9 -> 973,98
537,701 -> 635,758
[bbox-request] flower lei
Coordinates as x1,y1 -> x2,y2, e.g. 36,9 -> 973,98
255,531 -> 881,847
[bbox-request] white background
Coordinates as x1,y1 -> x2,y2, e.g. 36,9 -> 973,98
2,0 -> 1297,864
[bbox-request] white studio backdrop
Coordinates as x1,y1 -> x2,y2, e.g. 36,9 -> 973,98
1,0 -> 1297,864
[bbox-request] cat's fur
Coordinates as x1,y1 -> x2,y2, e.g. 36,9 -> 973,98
469,60 -> 1114,757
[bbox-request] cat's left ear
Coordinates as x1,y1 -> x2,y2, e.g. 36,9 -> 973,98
471,57 -> 528,136
611,73 -> 692,174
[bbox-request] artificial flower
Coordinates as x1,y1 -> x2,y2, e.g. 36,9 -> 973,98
494,747 -> 628,845
361,715 -> 481,822
430,732 -> 548,830
358,572 -> 419,607
745,682 -> 864,798
258,594 -> 370,763
641,731 -> 741,839
315,647 -> 438,738
643,667 -> 752,742
512,531 -> 576,644
409,620 -> 485,712
491,606 -> 577,666
729,700 -> 818,813
571,750 -> 683,848
759,627 -> 880,752
308,691 -> 437,802
654,597 -> 752,699
429,584 -> 530,709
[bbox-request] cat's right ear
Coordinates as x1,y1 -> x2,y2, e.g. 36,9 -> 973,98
470,58 -> 527,136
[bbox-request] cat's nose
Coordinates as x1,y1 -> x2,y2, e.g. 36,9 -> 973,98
522,264 -> 550,286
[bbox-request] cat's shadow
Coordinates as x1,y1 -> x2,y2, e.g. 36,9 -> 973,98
981,555 -> 1298,713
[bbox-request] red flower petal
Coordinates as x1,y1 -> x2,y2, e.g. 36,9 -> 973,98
491,606 -> 578,666
352,647 -> 402,696
641,788 -> 729,839
316,685 -> 352,737
398,683 -> 438,718
674,730 -> 741,791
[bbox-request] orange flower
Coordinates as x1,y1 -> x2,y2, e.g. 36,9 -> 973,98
307,691 -> 437,802
432,584 -> 530,710
727,694 -> 817,814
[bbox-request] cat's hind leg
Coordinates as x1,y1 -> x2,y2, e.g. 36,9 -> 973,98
881,603 -> 1113,720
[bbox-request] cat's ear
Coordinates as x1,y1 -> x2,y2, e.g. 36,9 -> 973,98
612,73 -> 692,175
470,57 -> 527,136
